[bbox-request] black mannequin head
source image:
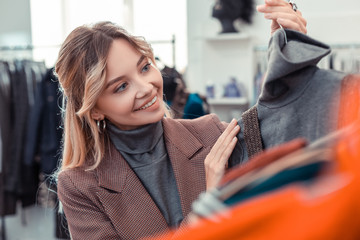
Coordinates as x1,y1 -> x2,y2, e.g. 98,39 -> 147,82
212,0 -> 254,33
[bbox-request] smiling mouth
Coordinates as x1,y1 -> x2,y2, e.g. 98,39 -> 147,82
135,96 -> 157,111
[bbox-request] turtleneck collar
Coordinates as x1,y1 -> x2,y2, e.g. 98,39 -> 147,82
106,120 -> 164,154
258,29 -> 331,105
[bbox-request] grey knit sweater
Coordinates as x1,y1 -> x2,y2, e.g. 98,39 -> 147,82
230,29 -> 348,166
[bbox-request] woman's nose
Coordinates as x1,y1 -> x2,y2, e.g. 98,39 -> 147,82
135,77 -> 152,99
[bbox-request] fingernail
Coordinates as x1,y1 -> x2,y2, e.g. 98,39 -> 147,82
277,18 -> 285,24
264,13 -> 271,18
256,5 -> 265,11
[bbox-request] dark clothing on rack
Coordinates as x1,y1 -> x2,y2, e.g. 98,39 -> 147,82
23,67 -> 63,175
6,60 -> 46,208
162,65 -> 186,103
22,67 -> 68,239
182,93 -> 207,119
0,60 -> 49,216
162,66 -> 209,119
0,61 -> 68,239
0,61 -> 14,216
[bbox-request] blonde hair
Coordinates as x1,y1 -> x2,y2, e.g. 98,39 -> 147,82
55,21 -> 169,171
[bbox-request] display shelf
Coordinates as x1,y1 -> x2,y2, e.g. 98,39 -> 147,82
208,97 -> 248,105
205,32 -> 250,42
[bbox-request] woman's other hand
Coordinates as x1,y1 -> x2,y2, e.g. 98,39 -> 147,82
204,119 -> 240,190
257,0 -> 307,35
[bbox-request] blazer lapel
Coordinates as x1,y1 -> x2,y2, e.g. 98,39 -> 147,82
95,143 -> 169,239
162,118 -> 207,217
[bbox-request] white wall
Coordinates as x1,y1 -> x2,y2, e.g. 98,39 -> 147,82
242,0 -> 360,46
131,0 -> 187,72
186,0 -> 360,95
0,0 -> 32,46
27,0 -> 187,69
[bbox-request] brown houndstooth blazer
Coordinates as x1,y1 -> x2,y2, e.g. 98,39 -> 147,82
57,114 -> 227,240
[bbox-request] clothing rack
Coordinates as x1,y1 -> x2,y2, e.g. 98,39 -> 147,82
0,45 -> 60,65
254,43 -> 360,52
0,45 -> 33,51
148,35 -> 176,68
0,59 -> 49,240
0,37 -> 177,68
330,43 -> 360,49
1,59 -> 6,240
0,44 -> 61,51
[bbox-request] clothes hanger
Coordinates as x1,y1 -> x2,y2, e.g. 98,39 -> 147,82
279,24 -> 288,44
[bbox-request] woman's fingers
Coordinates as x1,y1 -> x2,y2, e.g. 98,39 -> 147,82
204,119 -> 240,190
262,7 -> 307,26
206,119 -> 239,165
277,17 -> 307,34
266,11 -> 307,34
264,0 -> 292,7
257,0 -> 307,34
212,122 -> 239,165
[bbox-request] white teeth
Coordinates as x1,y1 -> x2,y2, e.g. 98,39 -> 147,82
137,96 -> 157,110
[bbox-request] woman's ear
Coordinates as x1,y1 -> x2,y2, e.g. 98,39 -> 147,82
91,108 -> 104,120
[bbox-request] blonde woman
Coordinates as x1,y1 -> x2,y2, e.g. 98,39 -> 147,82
55,1 -> 306,239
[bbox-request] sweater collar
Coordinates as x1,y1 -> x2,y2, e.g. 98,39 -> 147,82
107,120 -> 163,154
96,117 -> 204,194
260,29 -> 331,102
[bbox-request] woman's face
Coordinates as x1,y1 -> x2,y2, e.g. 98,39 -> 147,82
92,38 -> 164,130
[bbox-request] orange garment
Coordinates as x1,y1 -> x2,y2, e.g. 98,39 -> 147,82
149,126 -> 360,240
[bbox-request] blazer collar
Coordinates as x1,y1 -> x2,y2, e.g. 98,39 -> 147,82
162,117 -> 206,216
96,141 -> 130,193
162,117 -> 203,159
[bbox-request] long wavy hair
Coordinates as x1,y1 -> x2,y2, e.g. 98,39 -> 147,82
55,21 -> 168,171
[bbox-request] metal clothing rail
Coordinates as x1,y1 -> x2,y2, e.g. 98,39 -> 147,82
330,43 -> 360,49
0,44 -> 61,51
254,43 -> 360,52
148,34 -> 176,68
0,45 -> 33,51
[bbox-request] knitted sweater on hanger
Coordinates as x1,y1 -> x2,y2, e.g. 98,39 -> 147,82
230,29 -> 359,166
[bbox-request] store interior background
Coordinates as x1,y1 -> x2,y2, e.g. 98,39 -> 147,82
1,0 -> 359,239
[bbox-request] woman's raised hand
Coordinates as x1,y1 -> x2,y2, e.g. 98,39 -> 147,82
257,0 -> 307,35
204,119 -> 240,190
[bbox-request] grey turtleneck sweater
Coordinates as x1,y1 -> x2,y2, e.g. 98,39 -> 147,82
107,120 -> 183,227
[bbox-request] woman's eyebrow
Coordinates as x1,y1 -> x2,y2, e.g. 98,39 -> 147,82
105,55 -> 146,89
137,55 -> 146,66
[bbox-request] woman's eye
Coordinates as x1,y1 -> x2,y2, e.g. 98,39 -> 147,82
141,63 -> 151,73
115,82 -> 128,93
